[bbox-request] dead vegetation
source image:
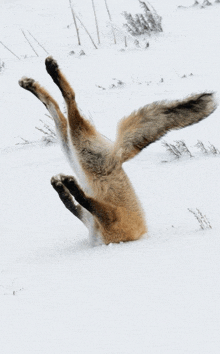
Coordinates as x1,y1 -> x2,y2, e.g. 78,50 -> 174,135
162,140 -> 220,160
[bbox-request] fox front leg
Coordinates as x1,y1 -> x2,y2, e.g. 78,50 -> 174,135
51,175 -> 82,221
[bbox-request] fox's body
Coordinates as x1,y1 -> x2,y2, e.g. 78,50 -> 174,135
19,57 -> 217,245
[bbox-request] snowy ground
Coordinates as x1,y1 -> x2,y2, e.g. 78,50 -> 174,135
1,0 -> 220,353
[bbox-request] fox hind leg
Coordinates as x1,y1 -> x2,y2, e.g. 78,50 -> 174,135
19,76 -> 70,155
45,57 -> 96,140
45,56 -> 74,101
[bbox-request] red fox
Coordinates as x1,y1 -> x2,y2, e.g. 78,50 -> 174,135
19,57 -> 217,245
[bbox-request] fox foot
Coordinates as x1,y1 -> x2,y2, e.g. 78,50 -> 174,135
45,56 -> 59,83
51,175 -> 81,218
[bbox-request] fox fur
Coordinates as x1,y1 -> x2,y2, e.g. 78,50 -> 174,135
19,57 -> 217,245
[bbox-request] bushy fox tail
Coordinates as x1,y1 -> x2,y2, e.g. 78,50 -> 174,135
115,92 -> 217,163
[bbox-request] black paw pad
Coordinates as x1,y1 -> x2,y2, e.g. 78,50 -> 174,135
61,175 -> 76,185
45,56 -> 59,78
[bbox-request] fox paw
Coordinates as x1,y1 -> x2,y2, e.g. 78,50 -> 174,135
18,77 -> 36,90
45,56 -> 59,78
59,175 -> 81,196
50,175 -> 64,190
60,174 -> 78,186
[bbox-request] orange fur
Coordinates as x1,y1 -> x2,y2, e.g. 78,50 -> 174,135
19,57 -> 217,245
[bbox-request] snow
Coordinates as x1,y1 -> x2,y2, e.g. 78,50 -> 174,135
1,0 -> 220,353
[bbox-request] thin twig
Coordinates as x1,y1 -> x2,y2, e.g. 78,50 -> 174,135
175,140 -> 193,158
27,31 -> 49,54
195,140 -> 208,154
75,15 -> 98,49
21,29 -> 39,57
45,114 -> 53,120
104,0 -> 116,44
91,0 -> 100,44
35,127 -> 50,136
0,41 -> 20,60
39,119 -> 56,136
196,208 -> 212,229
208,142 -> 220,155
188,208 -> 212,230
162,141 -> 181,158
69,0 -> 81,45
15,137 -> 32,145
104,0 -> 112,20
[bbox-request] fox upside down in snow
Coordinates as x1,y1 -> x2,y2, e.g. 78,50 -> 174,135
19,57 -> 217,245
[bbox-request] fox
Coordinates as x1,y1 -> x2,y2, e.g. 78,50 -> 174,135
19,57 -> 217,245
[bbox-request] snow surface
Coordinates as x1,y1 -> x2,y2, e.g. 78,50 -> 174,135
1,0 -> 220,353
